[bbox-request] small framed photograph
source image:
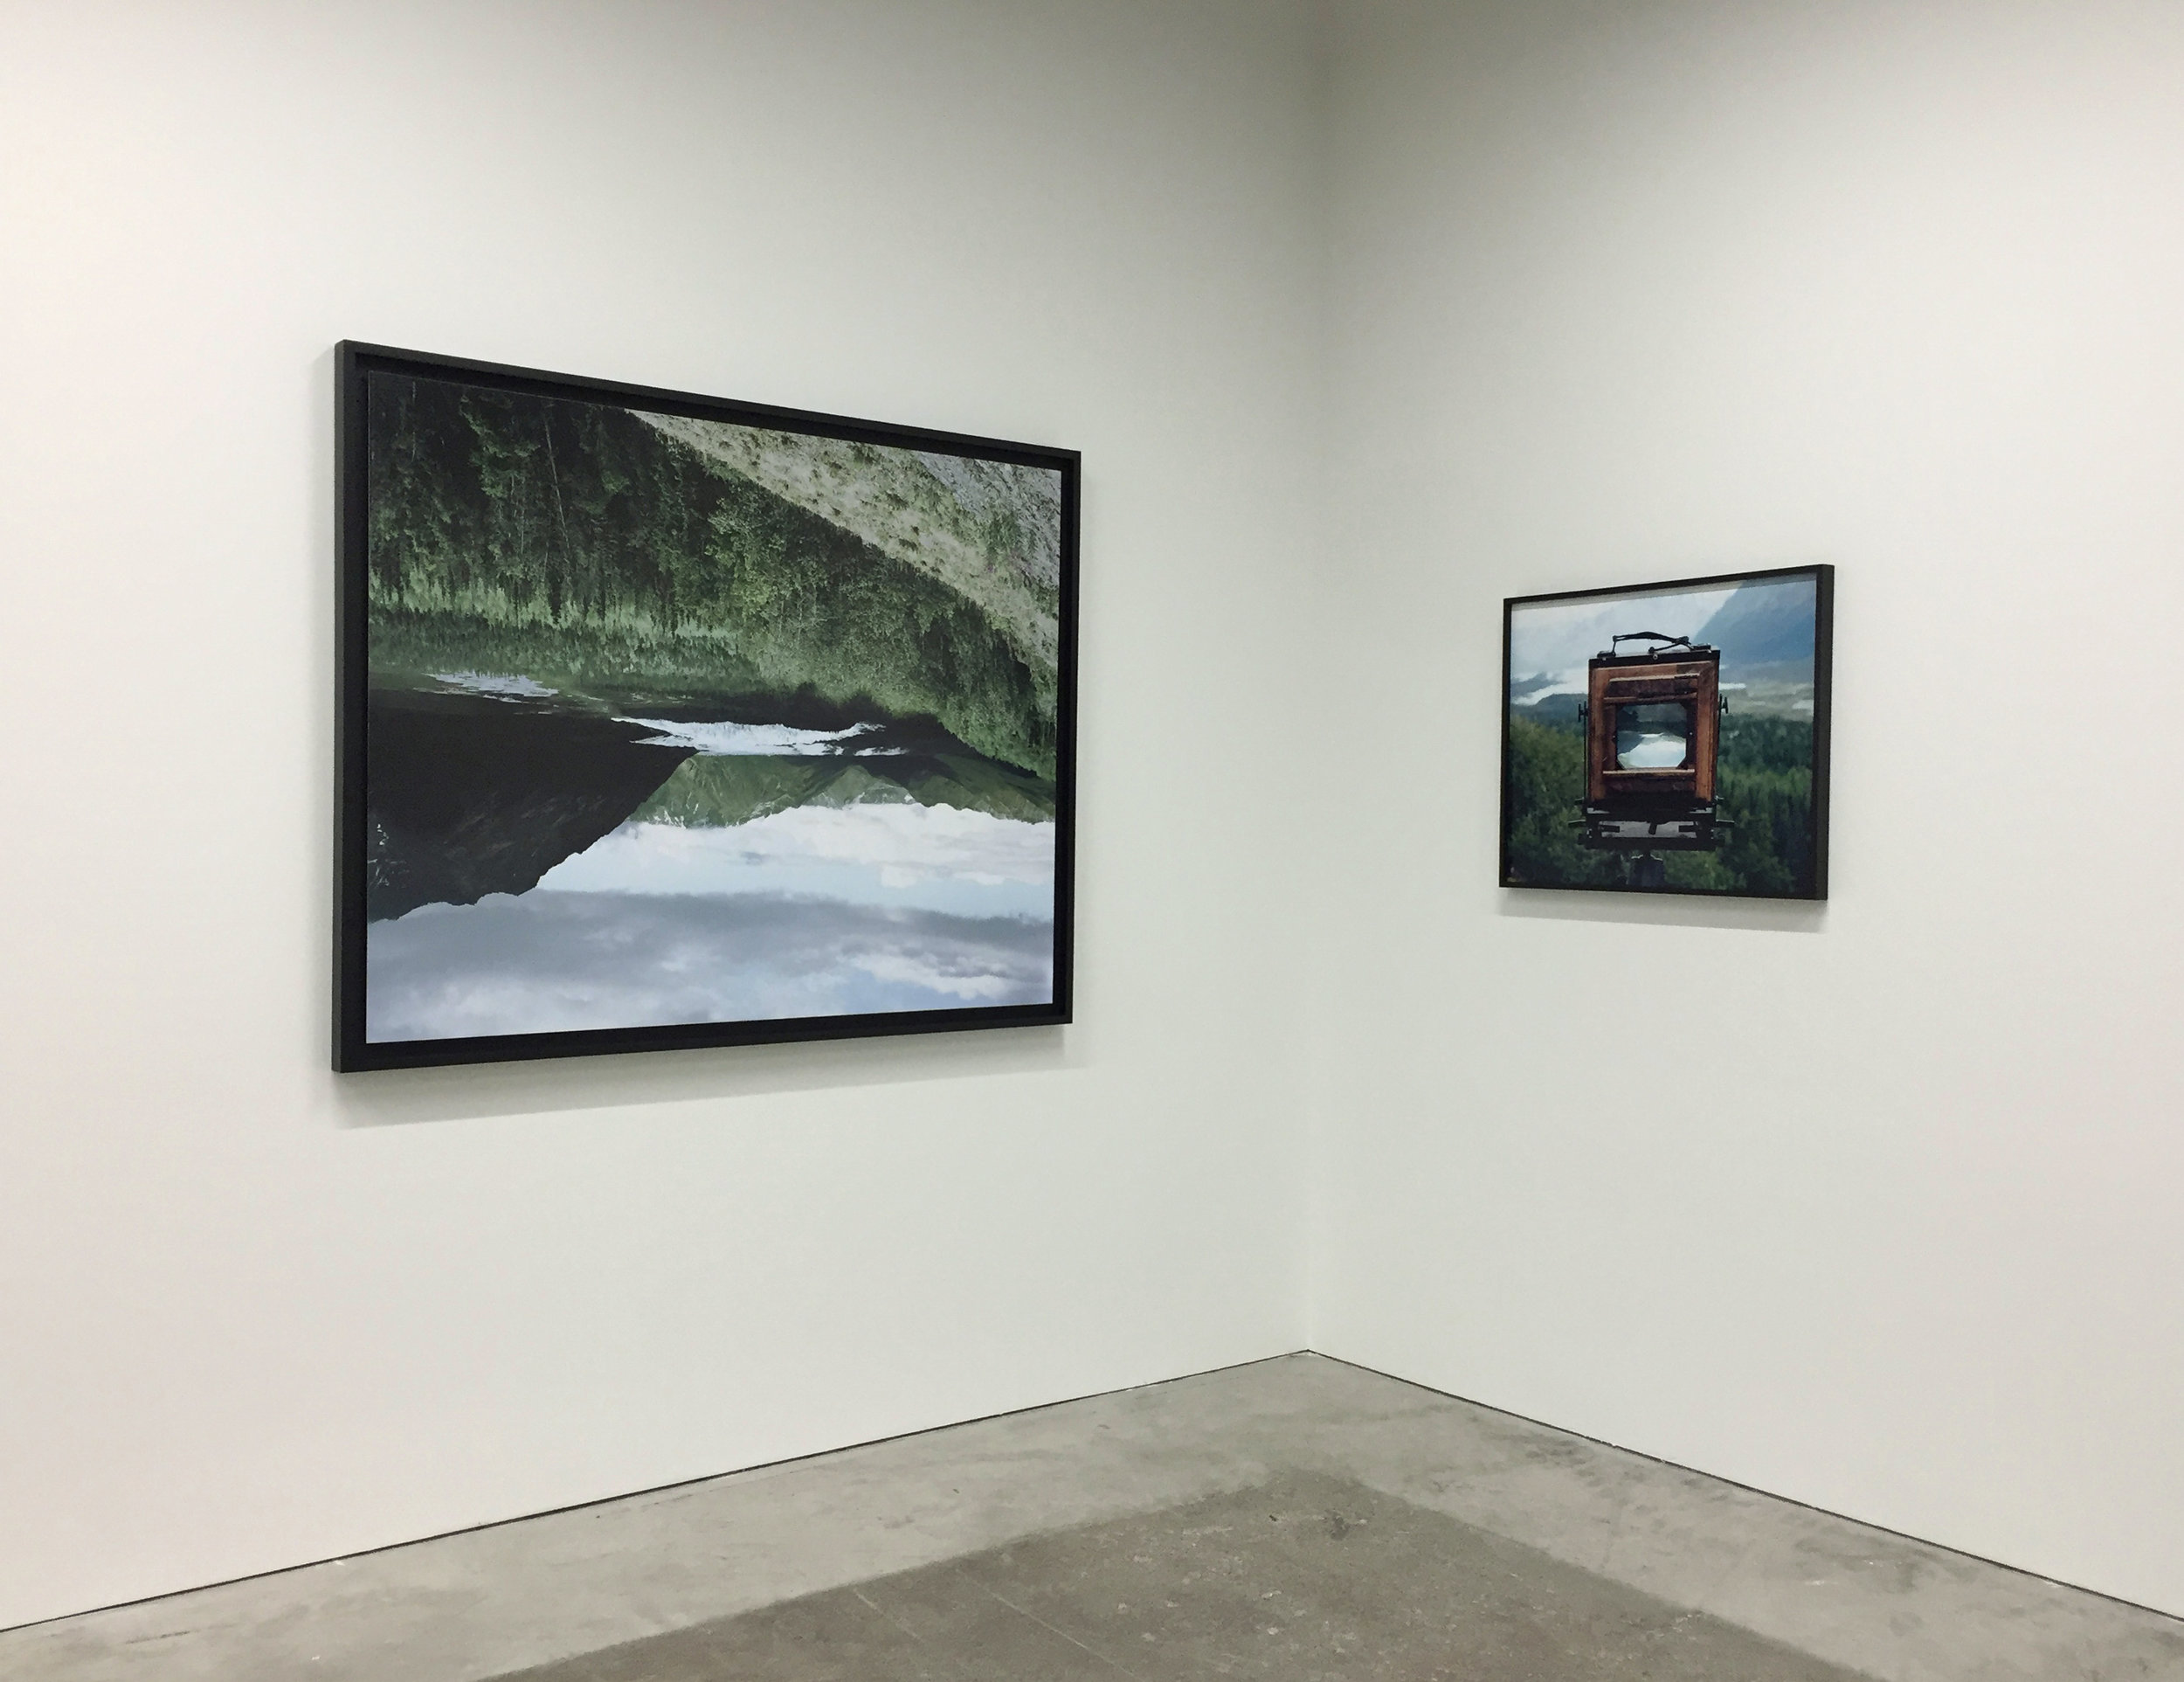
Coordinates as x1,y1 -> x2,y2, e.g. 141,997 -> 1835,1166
335,343 -> 1077,1069
1501,565 -> 1832,899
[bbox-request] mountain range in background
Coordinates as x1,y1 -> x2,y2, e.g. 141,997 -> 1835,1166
1693,577 -> 1818,676
1506,573 -> 1819,723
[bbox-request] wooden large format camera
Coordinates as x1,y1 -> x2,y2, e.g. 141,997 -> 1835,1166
1577,633 -> 1724,854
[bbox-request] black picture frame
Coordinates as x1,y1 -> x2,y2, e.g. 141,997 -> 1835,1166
1500,564 -> 1833,901
336,343 -> 1079,1070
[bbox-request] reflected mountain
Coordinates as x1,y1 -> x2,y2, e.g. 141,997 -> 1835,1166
365,688 -> 692,921
366,683 -> 1059,924
632,741 -> 1055,830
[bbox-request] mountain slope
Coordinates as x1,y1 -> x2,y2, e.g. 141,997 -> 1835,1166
1696,577 -> 1818,670
633,412 -> 1061,679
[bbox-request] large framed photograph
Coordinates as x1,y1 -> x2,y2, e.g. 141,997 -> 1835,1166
335,344 -> 1077,1070
1501,564 -> 1832,899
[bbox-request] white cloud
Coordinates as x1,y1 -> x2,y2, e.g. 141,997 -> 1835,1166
851,951 -> 1020,1000
367,890 -> 1053,1042
619,717 -> 899,756
432,671 -> 558,699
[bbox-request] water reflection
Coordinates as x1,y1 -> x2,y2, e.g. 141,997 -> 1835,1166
542,806 -> 1054,918
365,682 -> 1055,1041
1614,702 -> 1693,771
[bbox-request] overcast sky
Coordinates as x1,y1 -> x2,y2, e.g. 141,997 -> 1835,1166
1508,584 -> 1738,685
368,889 -> 1054,1042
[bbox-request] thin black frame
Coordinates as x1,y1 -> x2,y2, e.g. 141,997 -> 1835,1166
1499,563 -> 1834,902
335,342 -> 1080,1070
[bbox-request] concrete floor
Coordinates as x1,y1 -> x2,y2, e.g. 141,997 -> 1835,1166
496,1471 -> 1871,1681
5,1355 -> 2180,1681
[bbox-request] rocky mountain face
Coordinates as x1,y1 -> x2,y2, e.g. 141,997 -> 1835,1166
633,410 -> 1062,675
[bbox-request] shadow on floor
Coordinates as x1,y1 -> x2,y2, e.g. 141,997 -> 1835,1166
494,1470 -> 1871,1682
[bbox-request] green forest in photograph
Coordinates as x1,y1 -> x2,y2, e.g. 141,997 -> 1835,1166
1503,711 -> 1816,894
366,375 -> 1062,779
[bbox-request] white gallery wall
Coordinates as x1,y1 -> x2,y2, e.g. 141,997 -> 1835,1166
0,0 -> 1322,1628
1310,0 -> 2184,1617
9,0 -> 2184,1637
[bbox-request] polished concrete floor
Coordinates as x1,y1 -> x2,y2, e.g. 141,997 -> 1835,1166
5,1355 -> 2180,1681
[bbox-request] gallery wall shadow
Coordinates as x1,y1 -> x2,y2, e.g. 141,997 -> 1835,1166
1496,887 -> 1827,936
328,1021 -> 1075,1130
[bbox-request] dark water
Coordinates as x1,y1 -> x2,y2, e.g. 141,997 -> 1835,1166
366,689 -> 692,921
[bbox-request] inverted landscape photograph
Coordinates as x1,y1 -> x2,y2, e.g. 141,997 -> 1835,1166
1503,573 -> 1823,896
356,368 -> 1068,1046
